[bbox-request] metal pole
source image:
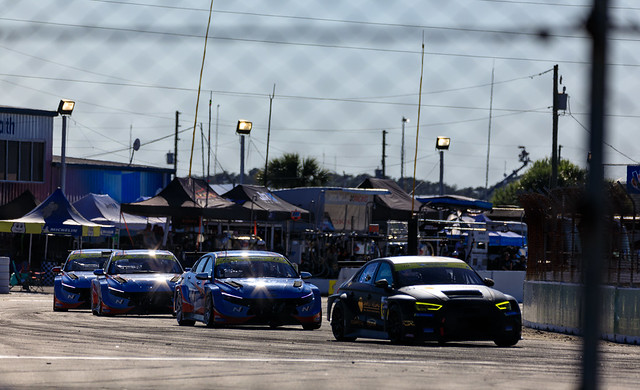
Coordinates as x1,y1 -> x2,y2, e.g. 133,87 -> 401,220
264,84 -> 276,187
551,64 -> 559,188
174,111 -> 179,178
439,150 -> 444,196
240,135 -> 245,185
581,2 -> 608,389
401,117 -> 407,180
60,115 -> 67,193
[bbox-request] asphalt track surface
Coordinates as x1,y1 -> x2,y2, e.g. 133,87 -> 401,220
1,290 -> 640,390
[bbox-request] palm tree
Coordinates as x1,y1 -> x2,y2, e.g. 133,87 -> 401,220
257,153 -> 330,188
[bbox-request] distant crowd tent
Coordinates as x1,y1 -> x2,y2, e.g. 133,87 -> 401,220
0,189 -> 40,220
121,177 -> 246,219
222,184 -> 309,221
0,188 -> 116,237
73,193 -> 165,231
416,194 -> 493,212
358,178 -> 434,221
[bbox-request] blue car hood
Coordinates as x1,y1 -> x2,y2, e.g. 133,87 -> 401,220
108,273 -> 179,292
216,278 -> 312,299
61,271 -> 98,288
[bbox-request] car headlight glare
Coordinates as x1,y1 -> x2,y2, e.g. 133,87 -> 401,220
415,302 -> 442,312
221,291 -> 244,305
496,301 -> 511,310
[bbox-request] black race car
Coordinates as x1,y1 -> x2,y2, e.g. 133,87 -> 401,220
327,256 -> 521,346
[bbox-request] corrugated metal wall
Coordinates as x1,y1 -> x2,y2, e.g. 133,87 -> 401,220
0,111 -> 55,204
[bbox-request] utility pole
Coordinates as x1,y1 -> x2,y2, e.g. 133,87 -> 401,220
551,64 -> 559,188
174,111 -> 180,178
264,84 -> 276,187
381,130 -> 387,178
401,117 -> 409,180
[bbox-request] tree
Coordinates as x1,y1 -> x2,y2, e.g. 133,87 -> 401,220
257,153 -> 330,189
491,158 -> 587,205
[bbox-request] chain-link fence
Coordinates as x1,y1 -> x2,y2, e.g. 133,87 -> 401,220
1,1 -> 637,191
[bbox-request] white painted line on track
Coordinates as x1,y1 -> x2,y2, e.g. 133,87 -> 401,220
0,355 -> 428,365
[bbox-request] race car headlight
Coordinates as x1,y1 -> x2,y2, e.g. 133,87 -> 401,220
169,275 -> 180,283
495,301 -> 512,311
415,302 -> 442,312
221,291 -> 244,305
108,286 -> 128,298
298,292 -> 314,305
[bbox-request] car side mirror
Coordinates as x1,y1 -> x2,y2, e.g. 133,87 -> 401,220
52,266 -> 61,274
195,272 -> 210,281
483,278 -> 495,287
94,269 -> 105,276
374,279 -> 391,289
299,271 -> 312,279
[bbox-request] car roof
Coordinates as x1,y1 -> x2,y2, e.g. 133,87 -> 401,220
208,250 -> 285,259
375,256 -> 469,266
69,248 -> 113,255
110,249 -> 175,257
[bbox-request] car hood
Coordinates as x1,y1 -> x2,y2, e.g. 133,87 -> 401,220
216,278 -> 312,299
61,271 -> 98,287
397,284 -> 509,302
107,273 -> 180,291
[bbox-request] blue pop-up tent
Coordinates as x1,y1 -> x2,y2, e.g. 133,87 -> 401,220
0,188 -> 115,237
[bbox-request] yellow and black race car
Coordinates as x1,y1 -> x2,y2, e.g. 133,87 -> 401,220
327,256 -> 521,346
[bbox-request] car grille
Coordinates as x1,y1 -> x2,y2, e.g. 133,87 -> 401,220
62,285 -> 91,306
441,300 -> 496,337
245,297 -> 309,320
121,291 -> 173,313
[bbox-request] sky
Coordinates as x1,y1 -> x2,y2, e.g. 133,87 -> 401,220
2,0 -> 640,191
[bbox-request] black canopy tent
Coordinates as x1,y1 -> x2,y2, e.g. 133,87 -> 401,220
222,184 -> 309,221
357,178 -> 436,221
0,190 -> 40,220
121,177 -> 247,220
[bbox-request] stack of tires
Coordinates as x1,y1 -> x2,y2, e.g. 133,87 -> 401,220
0,257 -> 10,294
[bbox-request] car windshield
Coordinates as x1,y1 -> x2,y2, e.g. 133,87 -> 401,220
64,255 -> 109,271
214,256 -> 297,278
108,254 -> 182,274
395,262 -> 484,287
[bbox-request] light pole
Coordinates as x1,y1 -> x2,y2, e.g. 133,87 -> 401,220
401,116 -> 409,180
57,99 -> 75,194
236,120 -> 252,185
435,136 -> 450,196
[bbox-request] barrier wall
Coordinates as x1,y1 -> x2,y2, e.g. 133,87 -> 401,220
0,257 -> 9,294
524,281 -> 640,344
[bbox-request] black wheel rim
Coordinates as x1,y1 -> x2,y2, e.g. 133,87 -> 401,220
332,306 -> 345,338
175,291 -> 183,321
389,312 -> 402,343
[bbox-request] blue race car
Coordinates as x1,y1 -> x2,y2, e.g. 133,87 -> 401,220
53,249 -> 114,311
91,249 -> 183,315
174,250 -> 322,329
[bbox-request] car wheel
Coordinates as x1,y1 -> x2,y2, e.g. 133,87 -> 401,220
203,295 -> 216,328
494,332 -> 521,347
91,286 -> 100,316
53,299 -> 67,312
331,302 -> 356,341
175,290 -> 195,326
387,307 -> 406,344
302,323 -> 321,331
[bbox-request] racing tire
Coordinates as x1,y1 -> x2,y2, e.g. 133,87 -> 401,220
91,287 -> 100,316
302,323 -> 321,331
175,290 -> 195,326
53,300 -> 67,312
203,295 -> 216,328
494,333 -> 521,347
387,307 -> 407,345
331,302 -> 356,341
